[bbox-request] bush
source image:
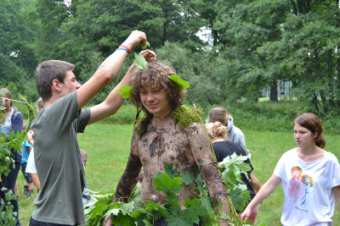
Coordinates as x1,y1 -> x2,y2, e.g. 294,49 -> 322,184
102,103 -> 137,124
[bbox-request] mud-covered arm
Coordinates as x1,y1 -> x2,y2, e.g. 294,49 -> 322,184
186,123 -> 230,219
115,132 -> 142,202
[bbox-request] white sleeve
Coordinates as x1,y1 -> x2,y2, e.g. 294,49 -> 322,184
329,154 -> 340,188
273,153 -> 287,179
26,149 -> 37,174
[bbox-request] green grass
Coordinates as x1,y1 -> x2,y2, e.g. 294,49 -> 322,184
17,123 -> 340,226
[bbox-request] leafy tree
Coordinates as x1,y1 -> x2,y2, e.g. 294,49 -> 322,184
0,0 -> 38,99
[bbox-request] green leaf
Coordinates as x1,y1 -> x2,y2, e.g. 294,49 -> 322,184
121,201 -> 135,215
168,74 -> 191,90
164,163 -> 176,176
141,41 -> 151,49
167,215 -> 192,226
119,85 -> 133,99
153,171 -> 182,193
133,53 -> 148,70
181,171 -> 194,185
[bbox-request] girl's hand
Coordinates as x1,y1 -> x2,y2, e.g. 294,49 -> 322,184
240,204 -> 257,224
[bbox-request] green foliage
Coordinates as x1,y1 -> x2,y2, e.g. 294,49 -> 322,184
119,85 -> 134,100
170,105 -> 203,128
86,164 -> 257,226
0,97 -> 34,225
86,168 -> 219,226
101,104 -> 137,124
133,53 -> 148,70
218,154 -> 252,213
168,74 -> 191,90
0,189 -> 16,226
3,0 -> 340,117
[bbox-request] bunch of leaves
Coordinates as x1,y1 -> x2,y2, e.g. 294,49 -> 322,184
0,96 -> 34,177
151,165 -> 218,226
86,163 -> 258,226
170,104 -> 203,128
0,188 -> 17,226
85,186 -> 166,226
218,153 -> 252,213
86,165 -> 218,226
0,132 -> 26,177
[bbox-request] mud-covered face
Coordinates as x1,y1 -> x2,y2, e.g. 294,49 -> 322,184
140,84 -> 171,118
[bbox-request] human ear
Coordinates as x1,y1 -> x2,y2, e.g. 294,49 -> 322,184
51,79 -> 64,92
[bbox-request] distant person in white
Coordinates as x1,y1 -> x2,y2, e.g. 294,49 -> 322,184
25,148 -> 40,190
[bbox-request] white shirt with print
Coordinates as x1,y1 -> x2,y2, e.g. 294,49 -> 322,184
274,148 -> 340,226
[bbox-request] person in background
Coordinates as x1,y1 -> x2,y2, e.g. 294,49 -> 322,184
0,87 -> 24,226
241,113 -> 340,225
205,122 -> 261,205
25,130 -> 40,191
20,136 -> 34,197
25,98 -> 44,191
208,106 -> 247,151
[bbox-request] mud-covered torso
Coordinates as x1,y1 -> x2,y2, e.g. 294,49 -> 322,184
137,117 -> 201,202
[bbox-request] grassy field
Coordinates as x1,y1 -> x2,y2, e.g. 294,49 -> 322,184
17,123 -> 340,226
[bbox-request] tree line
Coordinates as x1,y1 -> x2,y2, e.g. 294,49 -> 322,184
2,0 -> 340,115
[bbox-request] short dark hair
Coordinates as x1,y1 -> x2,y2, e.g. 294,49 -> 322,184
294,112 -> 325,148
36,60 -> 75,101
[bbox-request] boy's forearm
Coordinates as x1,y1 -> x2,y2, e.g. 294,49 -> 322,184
97,49 -> 129,79
88,65 -> 137,123
77,30 -> 146,108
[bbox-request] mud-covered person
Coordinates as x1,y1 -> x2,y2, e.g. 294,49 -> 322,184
105,60 -> 230,226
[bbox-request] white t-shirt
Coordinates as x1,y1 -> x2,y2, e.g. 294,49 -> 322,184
26,149 -> 37,174
274,148 -> 340,226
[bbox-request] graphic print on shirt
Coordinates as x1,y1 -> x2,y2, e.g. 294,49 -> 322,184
289,165 -> 314,212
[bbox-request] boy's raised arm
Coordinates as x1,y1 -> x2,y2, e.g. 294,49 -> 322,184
76,30 -> 147,108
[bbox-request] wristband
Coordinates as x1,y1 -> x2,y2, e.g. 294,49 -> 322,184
118,44 -> 132,54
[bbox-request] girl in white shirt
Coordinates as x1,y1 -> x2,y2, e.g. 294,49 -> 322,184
241,112 -> 340,226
